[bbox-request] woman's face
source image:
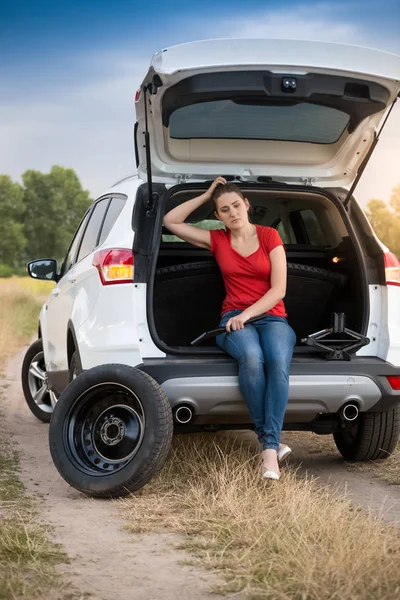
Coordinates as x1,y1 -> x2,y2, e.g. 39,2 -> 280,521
215,192 -> 250,230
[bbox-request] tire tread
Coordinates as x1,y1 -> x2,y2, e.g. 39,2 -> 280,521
49,365 -> 173,498
334,407 -> 400,462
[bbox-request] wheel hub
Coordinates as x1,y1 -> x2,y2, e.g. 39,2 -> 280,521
67,390 -> 145,475
99,416 -> 125,446
28,351 -> 53,413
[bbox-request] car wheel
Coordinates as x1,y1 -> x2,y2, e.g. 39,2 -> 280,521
21,339 -> 57,423
69,351 -> 83,381
333,407 -> 400,461
49,364 -> 173,498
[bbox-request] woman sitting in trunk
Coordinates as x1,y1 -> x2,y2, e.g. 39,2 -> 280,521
163,177 -> 296,480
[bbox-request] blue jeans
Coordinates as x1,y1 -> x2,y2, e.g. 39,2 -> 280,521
216,310 -> 296,451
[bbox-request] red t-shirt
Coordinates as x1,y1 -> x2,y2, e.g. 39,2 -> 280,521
210,224 -> 287,317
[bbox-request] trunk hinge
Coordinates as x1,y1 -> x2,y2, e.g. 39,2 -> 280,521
174,173 -> 192,185
343,96 -> 398,210
301,177 -> 316,186
142,85 -> 158,216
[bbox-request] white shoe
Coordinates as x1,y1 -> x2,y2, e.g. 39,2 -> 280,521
277,444 -> 292,463
262,468 -> 280,480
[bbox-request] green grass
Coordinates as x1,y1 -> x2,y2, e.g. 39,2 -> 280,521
0,442 -> 23,504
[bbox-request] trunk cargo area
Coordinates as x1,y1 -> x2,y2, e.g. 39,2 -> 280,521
151,186 -> 368,351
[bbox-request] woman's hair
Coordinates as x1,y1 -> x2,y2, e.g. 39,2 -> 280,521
211,182 -> 245,211
211,182 -> 253,222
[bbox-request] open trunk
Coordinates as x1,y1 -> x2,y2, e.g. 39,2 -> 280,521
151,185 -> 367,352
133,39 -> 399,360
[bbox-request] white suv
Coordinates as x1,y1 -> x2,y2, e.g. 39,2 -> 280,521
22,39 -> 400,498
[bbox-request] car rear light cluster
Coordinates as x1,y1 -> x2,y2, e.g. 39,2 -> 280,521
384,252 -> 400,287
387,376 -> 400,390
92,249 -> 134,285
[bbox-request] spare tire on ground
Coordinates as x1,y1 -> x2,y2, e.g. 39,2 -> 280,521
49,364 -> 173,498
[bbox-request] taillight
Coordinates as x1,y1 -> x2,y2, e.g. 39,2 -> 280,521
384,252 -> 400,287
387,376 -> 400,390
92,249 -> 134,285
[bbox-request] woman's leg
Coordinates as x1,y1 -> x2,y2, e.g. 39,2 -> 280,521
256,317 -> 296,451
216,313 -> 266,445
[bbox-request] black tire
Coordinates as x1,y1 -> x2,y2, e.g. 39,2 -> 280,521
21,339 -> 55,423
49,364 -> 173,498
69,351 -> 83,381
334,407 -> 400,461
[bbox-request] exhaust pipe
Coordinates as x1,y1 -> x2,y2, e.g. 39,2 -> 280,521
174,405 -> 194,425
340,403 -> 359,422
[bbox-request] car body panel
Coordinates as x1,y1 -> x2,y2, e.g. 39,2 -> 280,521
76,284 -> 143,369
378,284 -> 400,367
135,39 -> 400,187
160,374 -> 382,418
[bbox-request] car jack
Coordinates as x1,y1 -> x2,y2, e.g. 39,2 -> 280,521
301,313 -> 370,361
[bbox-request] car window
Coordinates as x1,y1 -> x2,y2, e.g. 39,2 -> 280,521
299,209 -> 326,246
275,220 -> 290,244
60,211 -> 91,277
170,101 -> 349,144
98,196 -> 126,245
76,198 -> 110,262
162,219 -> 225,242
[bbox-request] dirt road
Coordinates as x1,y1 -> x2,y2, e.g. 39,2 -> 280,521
2,348 -> 228,600
2,346 -> 400,599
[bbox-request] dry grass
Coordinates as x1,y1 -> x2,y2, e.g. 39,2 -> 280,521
0,514 -> 66,599
0,277 -> 53,370
288,431 -> 400,486
1,276 -> 399,597
120,433 -> 400,600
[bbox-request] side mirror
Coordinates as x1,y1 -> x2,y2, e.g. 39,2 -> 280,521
27,259 -> 58,282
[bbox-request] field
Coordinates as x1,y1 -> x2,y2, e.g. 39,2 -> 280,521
0,277 -> 67,599
0,277 -> 53,372
0,277 -> 399,599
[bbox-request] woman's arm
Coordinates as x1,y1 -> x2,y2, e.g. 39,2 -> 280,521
225,245 -> 287,331
163,177 -> 226,249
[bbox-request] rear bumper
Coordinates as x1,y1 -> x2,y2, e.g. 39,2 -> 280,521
138,355 -> 400,423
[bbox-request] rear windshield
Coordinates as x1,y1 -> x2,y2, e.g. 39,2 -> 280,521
169,100 -> 349,144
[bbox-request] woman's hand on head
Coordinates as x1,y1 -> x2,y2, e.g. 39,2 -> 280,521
225,312 -> 250,333
206,176 -> 227,199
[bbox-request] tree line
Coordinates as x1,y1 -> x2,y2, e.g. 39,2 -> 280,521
0,166 -> 92,274
365,184 -> 400,258
0,166 -> 399,276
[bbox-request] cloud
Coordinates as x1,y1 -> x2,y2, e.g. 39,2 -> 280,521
197,3 -> 399,54
1,3 -> 399,205
0,55 -> 149,197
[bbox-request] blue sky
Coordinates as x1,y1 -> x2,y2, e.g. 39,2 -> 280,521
1,0 -> 399,205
